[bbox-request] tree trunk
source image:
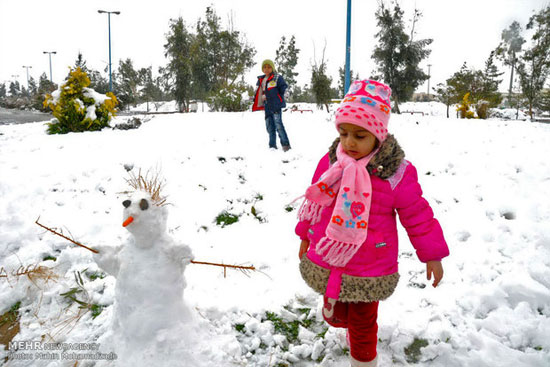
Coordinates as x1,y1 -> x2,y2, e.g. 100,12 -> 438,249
508,55 -> 515,107
446,103 -> 450,118
393,99 -> 401,114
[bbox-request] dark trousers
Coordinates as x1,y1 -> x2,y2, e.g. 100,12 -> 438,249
265,112 -> 290,148
323,296 -> 379,363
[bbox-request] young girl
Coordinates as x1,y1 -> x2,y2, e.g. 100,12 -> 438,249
295,80 -> 449,367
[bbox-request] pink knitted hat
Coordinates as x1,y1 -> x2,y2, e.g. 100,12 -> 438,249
335,80 -> 392,142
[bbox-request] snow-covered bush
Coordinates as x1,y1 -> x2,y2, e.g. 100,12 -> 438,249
476,99 -> 490,119
43,67 -> 118,134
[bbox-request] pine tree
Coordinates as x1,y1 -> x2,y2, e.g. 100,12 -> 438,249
89,70 -> 109,94
138,66 -> 163,111
433,83 -> 454,118
275,35 -> 300,92
9,81 -> 21,96
73,52 -> 90,74
495,21 -> 525,106
479,51 -> 503,106
516,5 -> 550,118
117,58 -> 140,110
372,2 -> 432,113
311,43 -> 333,112
163,17 -> 194,112
0,83 -> 6,100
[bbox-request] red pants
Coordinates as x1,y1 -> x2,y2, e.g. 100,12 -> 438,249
323,296 -> 379,363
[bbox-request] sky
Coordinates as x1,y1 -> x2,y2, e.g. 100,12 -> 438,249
1,0 -> 548,95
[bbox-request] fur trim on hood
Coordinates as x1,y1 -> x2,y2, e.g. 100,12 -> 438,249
328,134 -> 405,180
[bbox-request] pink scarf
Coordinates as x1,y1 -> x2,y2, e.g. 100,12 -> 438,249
299,143 -> 376,267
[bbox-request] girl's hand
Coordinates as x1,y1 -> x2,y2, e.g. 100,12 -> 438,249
299,240 -> 310,259
426,261 -> 444,287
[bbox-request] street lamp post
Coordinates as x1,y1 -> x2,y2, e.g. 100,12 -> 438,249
344,0 -> 352,96
43,51 -> 57,82
22,65 -> 32,91
98,10 -> 121,92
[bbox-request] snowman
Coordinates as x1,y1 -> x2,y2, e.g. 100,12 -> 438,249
94,179 -> 197,366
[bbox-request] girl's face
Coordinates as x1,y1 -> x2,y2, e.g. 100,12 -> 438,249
262,64 -> 273,76
338,123 -> 377,160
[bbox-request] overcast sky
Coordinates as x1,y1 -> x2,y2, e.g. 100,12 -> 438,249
1,0 -> 548,95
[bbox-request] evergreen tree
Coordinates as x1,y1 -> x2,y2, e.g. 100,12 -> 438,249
479,51 -> 504,106
89,70 -> 109,94
138,66 -> 163,111
0,83 -> 6,100
372,2 -> 432,113
516,5 -> 550,118
9,81 -> 21,96
117,58 -> 140,110
193,7 -> 256,111
73,52 -> 90,74
164,17 -> 194,112
275,35 -> 300,92
311,44 -> 333,112
495,21 -> 525,106
433,83 -> 455,118
35,73 -> 57,111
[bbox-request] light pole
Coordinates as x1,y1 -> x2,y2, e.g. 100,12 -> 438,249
344,0 -> 352,96
98,10 -> 121,92
22,65 -> 32,91
43,51 -> 57,82
427,64 -> 432,98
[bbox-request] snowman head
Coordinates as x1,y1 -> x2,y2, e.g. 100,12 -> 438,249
122,191 -> 168,243
121,169 -> 168,244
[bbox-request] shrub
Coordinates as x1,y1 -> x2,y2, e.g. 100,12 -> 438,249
456,92 -> 476,119
476,99 -> 490,119
208,82 -> 252,112
44,67 -> 118,134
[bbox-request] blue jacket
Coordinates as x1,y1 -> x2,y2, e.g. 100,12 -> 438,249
252,73 -> 287,115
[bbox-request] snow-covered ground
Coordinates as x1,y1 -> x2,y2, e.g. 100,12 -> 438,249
1,103 -> 549,366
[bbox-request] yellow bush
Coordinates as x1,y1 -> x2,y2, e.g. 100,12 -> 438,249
44,67 -> 118,134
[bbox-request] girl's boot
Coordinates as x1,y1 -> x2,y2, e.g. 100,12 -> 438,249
350,355 -> 377,367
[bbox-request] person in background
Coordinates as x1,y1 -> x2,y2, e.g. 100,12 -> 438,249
252,59 -> 291,151
295,80 -> 449,367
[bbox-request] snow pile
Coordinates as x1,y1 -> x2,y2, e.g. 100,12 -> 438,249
489,108 -> 529,120
0,106 -> 549,366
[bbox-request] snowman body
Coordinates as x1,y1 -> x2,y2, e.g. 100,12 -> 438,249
95,190 -> 195,366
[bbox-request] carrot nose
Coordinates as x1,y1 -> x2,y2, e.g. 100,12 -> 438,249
122,216 -> 134,227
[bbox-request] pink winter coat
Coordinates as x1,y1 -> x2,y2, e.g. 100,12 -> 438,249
297,136 -> 449,302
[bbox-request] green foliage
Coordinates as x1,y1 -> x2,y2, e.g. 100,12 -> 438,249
516,5 -> 550,118
275,35 -> 300,92
264,311 -> 302,344
42,255 -> 57,262
163,7 -> 256,111
60,271 -> 105,319
215,210 -> 240,227
372,2 -> 432,112
44,67 -> 118,134
404,337 -> 429,363
208,82 -> 252,112
117,58 -> 141,110
234,323 -> 246,333
0,301 -> 21,327
311,45 -> 333,112
495,21 -> 525,106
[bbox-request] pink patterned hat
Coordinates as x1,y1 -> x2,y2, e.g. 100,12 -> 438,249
335,80 -> 392,142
